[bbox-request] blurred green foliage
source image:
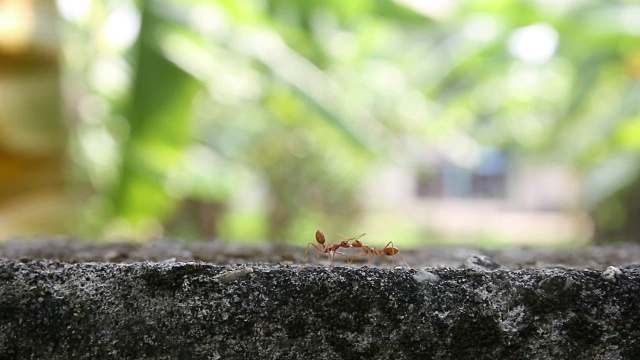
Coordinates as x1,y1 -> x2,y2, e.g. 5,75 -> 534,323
58,0 -> 640,243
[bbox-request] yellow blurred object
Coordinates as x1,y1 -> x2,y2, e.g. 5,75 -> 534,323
0,0 -> 34,53
626,51 -> 640,79
0,188 -> 70,239
0,0 -> 69,240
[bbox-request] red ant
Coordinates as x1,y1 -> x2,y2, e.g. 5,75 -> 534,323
340,234 -> 409,269
304,230 -> 353,266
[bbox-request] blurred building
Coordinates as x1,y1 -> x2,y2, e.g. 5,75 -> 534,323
363,146 -> 591,246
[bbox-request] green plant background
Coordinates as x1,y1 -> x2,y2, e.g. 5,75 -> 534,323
58,0 -> 640,246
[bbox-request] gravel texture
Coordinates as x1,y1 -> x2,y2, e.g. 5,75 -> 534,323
1,240 -> 640,359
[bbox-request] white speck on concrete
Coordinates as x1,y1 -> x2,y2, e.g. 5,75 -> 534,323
463,254 -> 504,271
216,267 -> 254,284
413,269 -> 440,283
601,266 -> 622,283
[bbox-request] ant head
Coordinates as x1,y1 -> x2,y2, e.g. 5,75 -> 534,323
352,239 -> 363,247
339,240 -> 350,247
315,230 -> 326,244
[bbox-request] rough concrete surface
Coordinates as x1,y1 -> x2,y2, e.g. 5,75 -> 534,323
1,240 -> 640,359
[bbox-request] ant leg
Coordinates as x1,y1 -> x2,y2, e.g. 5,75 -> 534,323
348,252 -> 370,266
339,251 -> 353,268
331,250 -> 347,267
304,243 -> 325,262
398,253 -> 410,269
381,241 -> 395,249
368,253 -> 375,267
379,241 -> 396,268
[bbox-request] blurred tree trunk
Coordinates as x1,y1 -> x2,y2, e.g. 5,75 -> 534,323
165,199 -> 227,240
110,0 -> 202,237
0,0 -> 69,238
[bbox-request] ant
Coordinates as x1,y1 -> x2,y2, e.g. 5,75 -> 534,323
340,234 -> 409,269
304,230 -> 355,266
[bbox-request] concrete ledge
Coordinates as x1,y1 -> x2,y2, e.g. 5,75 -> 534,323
1,259 -> 639,359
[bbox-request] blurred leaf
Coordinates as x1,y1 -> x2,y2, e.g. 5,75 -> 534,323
615,116 -> 640,149
229,26 -> 376,152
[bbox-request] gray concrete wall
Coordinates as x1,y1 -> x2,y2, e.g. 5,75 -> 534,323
1,259 -> 639,359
